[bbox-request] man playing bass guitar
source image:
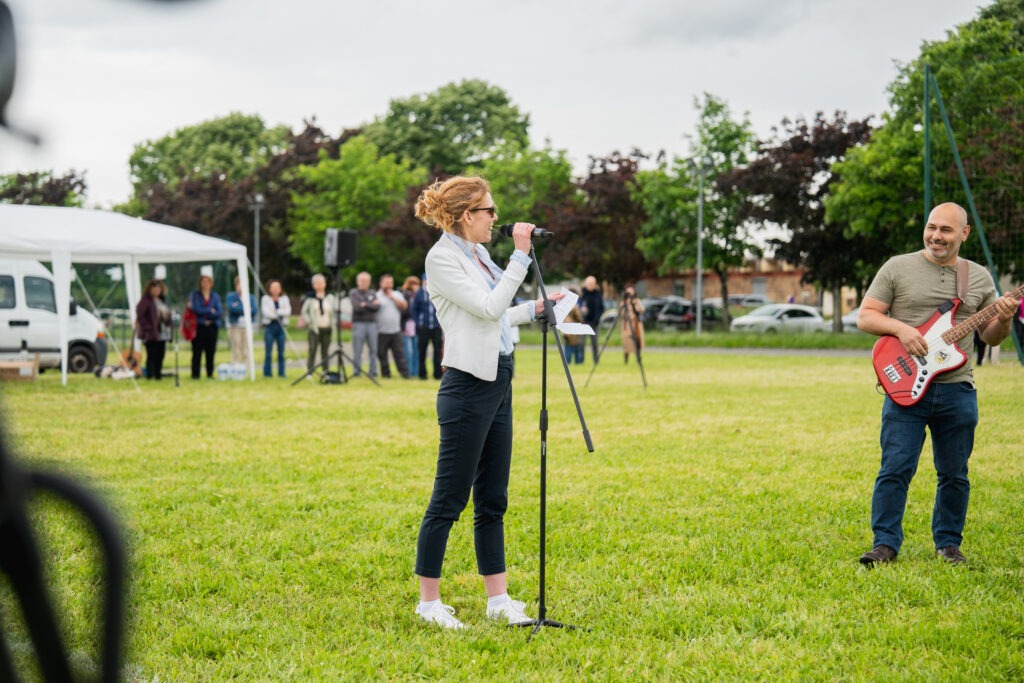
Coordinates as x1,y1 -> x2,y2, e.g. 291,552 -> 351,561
857,202 -> 1020,567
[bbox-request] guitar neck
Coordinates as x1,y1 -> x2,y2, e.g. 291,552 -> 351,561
942,283 -> 1024,344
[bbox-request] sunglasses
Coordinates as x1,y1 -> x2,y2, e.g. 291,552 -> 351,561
469,205 -> 498,217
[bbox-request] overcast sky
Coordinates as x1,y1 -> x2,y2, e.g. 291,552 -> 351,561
0,0 -> 987,207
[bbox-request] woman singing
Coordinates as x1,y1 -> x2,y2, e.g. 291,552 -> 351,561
412,176 -> 558,630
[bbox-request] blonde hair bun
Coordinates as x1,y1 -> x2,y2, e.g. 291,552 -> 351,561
414,176 -> 490,234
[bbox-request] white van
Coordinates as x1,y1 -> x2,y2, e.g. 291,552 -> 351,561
0,260 -> 109,373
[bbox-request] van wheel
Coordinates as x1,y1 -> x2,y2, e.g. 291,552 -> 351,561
68,346 -> 97,373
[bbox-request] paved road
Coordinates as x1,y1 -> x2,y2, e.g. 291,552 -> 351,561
517,344 -> 871,358
644,346 -> 870,358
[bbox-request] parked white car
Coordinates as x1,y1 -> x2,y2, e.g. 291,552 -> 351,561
842,306 -> 863,333
729,304 -> 826,334
0,260 -> 109,372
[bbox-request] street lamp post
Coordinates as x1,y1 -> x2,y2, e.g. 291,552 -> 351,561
689,157 -> 712,337
249,193 -> 265,295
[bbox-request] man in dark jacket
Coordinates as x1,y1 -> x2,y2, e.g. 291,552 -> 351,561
579,275 -> 604,364
349,271 -> 380,378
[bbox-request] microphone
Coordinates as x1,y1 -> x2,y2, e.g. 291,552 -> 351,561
496,223 -> 554,239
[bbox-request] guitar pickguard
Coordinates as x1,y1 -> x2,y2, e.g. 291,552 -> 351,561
871,305 -> 967,406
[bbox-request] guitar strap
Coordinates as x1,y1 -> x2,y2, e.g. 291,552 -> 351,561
956,258 -> 969,302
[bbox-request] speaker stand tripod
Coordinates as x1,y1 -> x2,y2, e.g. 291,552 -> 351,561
291,269 -> 380,387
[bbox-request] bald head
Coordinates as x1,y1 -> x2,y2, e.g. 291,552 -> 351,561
923,202 -> 970,265
929,202 -> 968,228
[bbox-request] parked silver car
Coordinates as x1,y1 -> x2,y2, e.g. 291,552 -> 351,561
729,304 -> 826,333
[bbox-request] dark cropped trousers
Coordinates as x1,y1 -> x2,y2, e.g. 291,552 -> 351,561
415,355 -> 515,579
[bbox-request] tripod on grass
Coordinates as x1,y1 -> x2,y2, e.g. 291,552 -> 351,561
584,294 -> 647,389
292,269 -> 379,387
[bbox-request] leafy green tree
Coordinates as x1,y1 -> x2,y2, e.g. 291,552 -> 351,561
822,120 -> 923,261
634,94 -> 757,323
827,0 -> 1024,278
721,112 -> 877,331
548,151 -> 653,290
288,135 -> 426,279
467,143 -> 578,268
137,120 -> 355,293
0,170 -> 86,206
128,112 -> 290,198
363,80 -> 530,175
372,144 -> 579,284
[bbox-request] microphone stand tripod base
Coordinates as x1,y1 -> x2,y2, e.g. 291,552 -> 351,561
525,616 -> 581,640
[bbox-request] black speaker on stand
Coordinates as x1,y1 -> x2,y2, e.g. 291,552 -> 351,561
324,228 -> 358,269
294,229 -> 379,386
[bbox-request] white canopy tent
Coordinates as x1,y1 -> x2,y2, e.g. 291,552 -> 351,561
0,204 -> 255,384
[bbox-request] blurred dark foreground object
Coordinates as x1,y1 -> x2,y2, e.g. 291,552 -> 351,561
0,423 -> 126,682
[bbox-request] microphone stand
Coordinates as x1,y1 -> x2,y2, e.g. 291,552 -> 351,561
524,243 -> 594,639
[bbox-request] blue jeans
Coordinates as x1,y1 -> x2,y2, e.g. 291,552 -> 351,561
870,382 -> 978,553
263,323 -> 286,377
403,334 -> 419,378
565,343 -> 584,364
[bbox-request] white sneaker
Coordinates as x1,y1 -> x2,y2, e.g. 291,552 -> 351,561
486,598 -> 535,626
415,601 -> 465,630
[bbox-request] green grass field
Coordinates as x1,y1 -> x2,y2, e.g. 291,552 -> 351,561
1,346 -> 1022,681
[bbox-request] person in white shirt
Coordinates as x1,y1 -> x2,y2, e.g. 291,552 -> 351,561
260,279 -> 291,378
411,175 -> 561,630
300,273 -> 338,374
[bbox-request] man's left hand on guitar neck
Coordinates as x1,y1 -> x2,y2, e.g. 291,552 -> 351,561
980,293 -> 1021,347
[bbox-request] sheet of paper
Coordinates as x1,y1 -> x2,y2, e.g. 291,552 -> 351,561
551,287 -> 578,324
551,287 -> 594,335
556,322 -> 595,336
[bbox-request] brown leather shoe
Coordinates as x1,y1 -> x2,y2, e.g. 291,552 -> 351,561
859,545 -> 897,566
936,546 -> 967,564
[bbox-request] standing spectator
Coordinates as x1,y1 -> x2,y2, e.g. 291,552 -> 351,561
562,288 -> 585,364
579,275 -> 604,363
376,273 -> 409,378
349,271 -> 380,378
401,275 -> 421,379
411,272 -> 443,380
189,273 -> 223,379
301,273 -> 338,374
261,279 -> 291,378
135,278 -> 171,380
620,286 -> 645,364
226,276 -> 257,366
974,330 -> 988,366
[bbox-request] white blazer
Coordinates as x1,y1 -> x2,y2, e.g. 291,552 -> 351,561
425,234 -> 533,381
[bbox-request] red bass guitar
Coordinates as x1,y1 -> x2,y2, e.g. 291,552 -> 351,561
871,283 -> 1024,406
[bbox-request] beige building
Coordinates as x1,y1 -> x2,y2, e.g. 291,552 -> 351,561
636,257 -> 859,316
